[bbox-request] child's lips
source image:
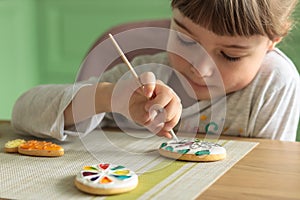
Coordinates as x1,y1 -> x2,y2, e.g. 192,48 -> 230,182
189,79 -> 210,88
180,74 -> 215,90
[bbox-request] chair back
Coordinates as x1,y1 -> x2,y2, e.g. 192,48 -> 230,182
76,19 -> 171,81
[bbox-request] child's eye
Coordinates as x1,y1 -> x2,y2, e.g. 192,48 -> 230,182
176,32 -> 197,46
221,51 -> 241,62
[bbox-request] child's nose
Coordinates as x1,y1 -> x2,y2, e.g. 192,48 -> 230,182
191,56 -> 214,77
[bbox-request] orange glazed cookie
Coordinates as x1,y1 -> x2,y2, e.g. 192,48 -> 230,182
75,163 -> 138,195
18,140 -> 64,157
159,139 -> 226,162
4,139 -> 26,153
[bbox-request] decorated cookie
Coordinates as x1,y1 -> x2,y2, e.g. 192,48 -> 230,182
4,139 -> 26,153
74,163 -> 138,195
158,139 -> 226,162
18,140 -> 64,157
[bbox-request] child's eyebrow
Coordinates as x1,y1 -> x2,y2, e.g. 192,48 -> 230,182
173,18 -> 193,35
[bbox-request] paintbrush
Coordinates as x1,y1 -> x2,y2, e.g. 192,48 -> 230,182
108,33 -> 179,142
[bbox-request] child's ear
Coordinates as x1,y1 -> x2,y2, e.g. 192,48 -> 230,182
268,37 -> 282,50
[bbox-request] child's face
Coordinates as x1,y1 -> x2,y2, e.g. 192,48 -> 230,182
167,9 -> 276,100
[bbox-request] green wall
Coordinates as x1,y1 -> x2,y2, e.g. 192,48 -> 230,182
0,0 -> 172,119
278,2 -> 300,75
0,0 -> 39,120
36,0 -> 172,84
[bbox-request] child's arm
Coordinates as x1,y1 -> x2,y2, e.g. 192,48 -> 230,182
11,82 -> 94,140
63,82 -> 114,127
64,72 -> 182,139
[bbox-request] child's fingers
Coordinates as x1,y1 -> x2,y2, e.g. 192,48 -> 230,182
134,75 -> 182,139
145,91 -> 169,111
156,130 -> 173,139
144,108 -> 165,127
139,72 -> 156,99
146,100 -> 181,129
145,83 -> 179,111
155,111 -> 181,138
144,104 -> 181,138
161,97 -> 182,125
163,106 -> 182,131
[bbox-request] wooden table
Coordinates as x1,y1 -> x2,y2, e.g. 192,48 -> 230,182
200,136 -> 300,200
1,121 -> 300,200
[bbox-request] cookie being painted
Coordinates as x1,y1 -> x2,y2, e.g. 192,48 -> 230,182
158,139 -> 226,162
74,163 -> 138,195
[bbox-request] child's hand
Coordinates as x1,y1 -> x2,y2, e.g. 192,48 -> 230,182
112,72 -> 182,138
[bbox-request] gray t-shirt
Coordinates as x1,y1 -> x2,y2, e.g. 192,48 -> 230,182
11,49 -> 300,141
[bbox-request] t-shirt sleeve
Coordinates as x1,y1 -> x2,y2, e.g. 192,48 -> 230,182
11,78 -> 103,141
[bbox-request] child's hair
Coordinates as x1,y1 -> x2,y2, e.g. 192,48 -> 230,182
171,0 -> 298,40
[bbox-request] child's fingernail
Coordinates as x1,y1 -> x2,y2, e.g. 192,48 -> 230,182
166,133 -> 172,139
149,110 -> 158,120
146,93 -> 153,99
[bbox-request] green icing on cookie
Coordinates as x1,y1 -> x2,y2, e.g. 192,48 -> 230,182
110,165 -> 125,171
160,142 -> 167,148
195,150 -> 210,156
165,146 -> 174,152
177,149 -> 190,154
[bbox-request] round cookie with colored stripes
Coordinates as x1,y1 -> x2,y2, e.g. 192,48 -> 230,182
158,139 -> 226,162
74,163 -> 138,195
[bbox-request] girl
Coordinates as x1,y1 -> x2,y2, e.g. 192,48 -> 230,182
12,0 -> 300,141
